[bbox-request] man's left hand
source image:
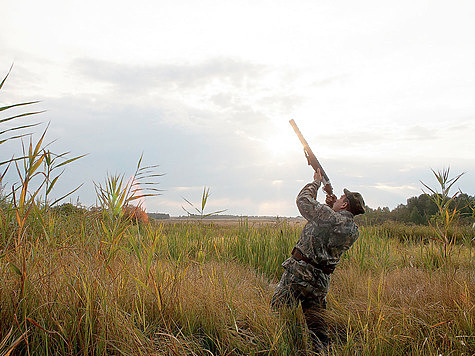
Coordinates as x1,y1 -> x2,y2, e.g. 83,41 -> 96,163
313,168 -> 323,183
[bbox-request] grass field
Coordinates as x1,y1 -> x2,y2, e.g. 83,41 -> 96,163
1,209 -> 473,355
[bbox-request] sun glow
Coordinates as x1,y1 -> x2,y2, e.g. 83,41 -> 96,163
263,131 -> 298,157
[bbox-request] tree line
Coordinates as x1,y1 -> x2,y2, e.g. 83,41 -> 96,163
357,193 -> 475,226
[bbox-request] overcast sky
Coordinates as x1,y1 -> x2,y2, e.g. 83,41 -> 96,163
1,0 -> 474,216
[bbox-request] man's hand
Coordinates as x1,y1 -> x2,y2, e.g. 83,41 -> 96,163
313,168 -> 323,183
325,193 -> 337,208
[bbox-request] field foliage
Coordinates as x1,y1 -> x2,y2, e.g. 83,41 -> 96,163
0,210 -> 473,355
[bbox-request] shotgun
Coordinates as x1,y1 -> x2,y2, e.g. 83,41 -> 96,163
289,119 -> 333,195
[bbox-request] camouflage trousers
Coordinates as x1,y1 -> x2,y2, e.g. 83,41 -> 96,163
271,257 -> 331,348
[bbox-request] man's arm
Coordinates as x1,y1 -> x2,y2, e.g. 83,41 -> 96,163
296,180 -> 322,221
296,169 -> 335,221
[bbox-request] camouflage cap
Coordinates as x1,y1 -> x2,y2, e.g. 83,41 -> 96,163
343,188 -> 365,215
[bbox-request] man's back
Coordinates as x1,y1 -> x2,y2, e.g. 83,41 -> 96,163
295,180 -> 359,266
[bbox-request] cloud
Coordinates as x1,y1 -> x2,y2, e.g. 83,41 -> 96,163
403,126 -> 437,141
310,74 -> 347,88
315,125 -> 439,149
5,86 -> 474,217
148,197 -> 184,213
173,186 -> 204,192
257,94 -> 304,114
70,57 -> 308,140
370,183 -> 420,193
257,200 -> 293,216
74,57 -> 267,92
446,120 -> 473,132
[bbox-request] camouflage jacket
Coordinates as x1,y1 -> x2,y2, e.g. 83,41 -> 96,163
285,180 -> 359,272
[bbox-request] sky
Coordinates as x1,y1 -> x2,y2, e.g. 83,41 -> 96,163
1,0 -> 474,217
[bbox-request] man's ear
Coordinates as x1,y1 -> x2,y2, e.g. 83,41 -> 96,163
342,200 -> 349,210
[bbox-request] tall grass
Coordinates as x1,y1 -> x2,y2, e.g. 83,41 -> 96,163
421,168 -> 466,265
1,210 -> 473,355
1,215 -> 309,354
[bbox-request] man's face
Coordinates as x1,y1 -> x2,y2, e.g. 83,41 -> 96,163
332,194 -> 348,212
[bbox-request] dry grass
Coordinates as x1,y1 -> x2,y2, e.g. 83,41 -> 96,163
1,238 -> 307,355
0,214 -> 473,355
328,265 -> 473,354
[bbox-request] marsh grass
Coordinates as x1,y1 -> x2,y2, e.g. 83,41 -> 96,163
421,168 -> 466,266
1,211 -> 473,355
1,233 -> 308,355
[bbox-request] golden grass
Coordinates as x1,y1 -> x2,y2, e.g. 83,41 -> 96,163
328,265 -> 473,354
1,241 -> 306,355
0,216 -> 473,355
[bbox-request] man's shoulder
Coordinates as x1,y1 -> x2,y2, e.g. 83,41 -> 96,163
325,210 -> 358,233
309,207 -> 353,223
339,210 -> 355,220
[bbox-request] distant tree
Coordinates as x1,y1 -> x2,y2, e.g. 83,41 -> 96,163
392,203 -> 410,223
405,194 -> 438,224
409,206 -> 424,225
356,192 -> 475,226
453,193 -> 474,222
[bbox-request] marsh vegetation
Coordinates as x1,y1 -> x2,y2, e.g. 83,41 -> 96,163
1,69 -> 473,355
0,212 -> 473,355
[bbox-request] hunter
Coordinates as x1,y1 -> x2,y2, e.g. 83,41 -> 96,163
271,168 -> 365,350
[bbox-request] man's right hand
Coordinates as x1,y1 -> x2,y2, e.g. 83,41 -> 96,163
325,193 -> 337,207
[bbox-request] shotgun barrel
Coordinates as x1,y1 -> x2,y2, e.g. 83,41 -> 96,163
289,119 -> 333,195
